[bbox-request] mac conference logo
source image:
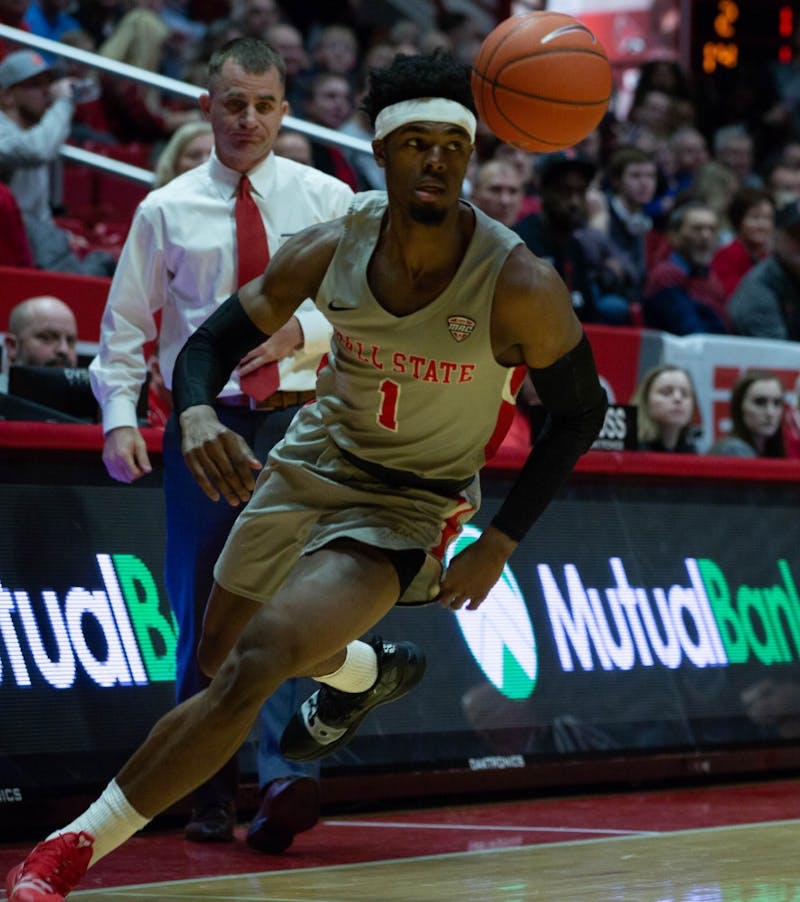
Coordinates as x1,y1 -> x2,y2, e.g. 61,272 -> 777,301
446,526 -> 538,699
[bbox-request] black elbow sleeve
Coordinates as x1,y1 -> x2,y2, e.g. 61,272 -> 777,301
490,333 -> 607,542
172,292 -> 270,415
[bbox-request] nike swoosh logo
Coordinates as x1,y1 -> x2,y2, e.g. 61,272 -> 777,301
328,300 -> 354,311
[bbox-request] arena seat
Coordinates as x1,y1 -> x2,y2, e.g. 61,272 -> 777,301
0,265 -> 110,342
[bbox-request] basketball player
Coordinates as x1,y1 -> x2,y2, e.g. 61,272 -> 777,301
7,53 -> 606,901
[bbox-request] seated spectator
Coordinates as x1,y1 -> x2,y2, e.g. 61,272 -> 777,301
488,139 -> 538,218
0,49 -> 115,275
419,28 -> 452,56
690,160 -> 740,244
231,0 -> 281,40
339,72 -> 385,191
591,145 -> 658,303
642,126 -> 708,229
711,187 -> 775,300
273,127 -> 313,165
617,88 -> 673,154
630,364 -> 699,453
74,0 -> 126,50
182,18 -> 244,88
707,370 -> 786,457
152,120 -> 213,189
514,153 -> 635,324
0,182 -> 34,266
469,160 -> 524,228
630,58 -> 695,121
728,199 -> 800,340
712,123 -> 761,188
23,0 -> 81,64
308,24 -> 359,88
264,22 -> 309,112
765,159 -> 800,210
669,126 -> 710,188
98,7 -> 198,144
301,71 -> 358,190
436,9 -> 484,65
387,17 -> 420,49
642,200 -> 730,335
2,294 -> 78,390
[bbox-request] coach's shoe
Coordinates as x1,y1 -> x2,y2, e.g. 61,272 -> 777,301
246,776 -> 320,853
184,800 -> 236,842
280,638 -> 426,761
6,831 -> 93,901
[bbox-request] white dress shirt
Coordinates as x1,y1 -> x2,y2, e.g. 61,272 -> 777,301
89,149 -> 354,432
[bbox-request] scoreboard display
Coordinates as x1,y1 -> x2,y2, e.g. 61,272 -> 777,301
691,0 -> 795,74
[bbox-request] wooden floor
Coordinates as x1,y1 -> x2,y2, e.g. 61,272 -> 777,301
3,779 -> 800,901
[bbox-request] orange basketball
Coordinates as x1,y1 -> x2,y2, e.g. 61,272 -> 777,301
472,11 -> 612,152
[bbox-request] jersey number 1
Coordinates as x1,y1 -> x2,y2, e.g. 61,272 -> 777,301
377,379 -> 400,431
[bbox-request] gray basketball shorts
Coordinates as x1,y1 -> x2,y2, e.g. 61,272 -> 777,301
214,404 -> 481,605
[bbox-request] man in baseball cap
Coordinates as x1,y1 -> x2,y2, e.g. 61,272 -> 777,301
0,49 -> 51,88
0,47 -> 116,274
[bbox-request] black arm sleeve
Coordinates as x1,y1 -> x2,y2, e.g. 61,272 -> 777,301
490,333 -> 607,542
172,292 -> 270,415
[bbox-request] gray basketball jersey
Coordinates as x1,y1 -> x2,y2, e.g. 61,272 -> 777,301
314,190 -> 525,485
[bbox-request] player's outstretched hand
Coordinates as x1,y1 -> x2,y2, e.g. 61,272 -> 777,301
437,526 -> 517,611
179,405 -> 262,504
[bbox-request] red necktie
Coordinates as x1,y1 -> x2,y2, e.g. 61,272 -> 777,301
235,175 -> 279,401
235,174 -> 269,287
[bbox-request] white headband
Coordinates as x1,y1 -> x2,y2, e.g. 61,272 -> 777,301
373,98 -> 477,142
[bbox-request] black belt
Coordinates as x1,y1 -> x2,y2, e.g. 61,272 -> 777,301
337,444 -> 474,496
216,390 -> 316,411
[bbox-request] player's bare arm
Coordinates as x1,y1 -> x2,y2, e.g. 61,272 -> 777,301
173,219 -> 345,505
439,245 -> 606,612
491,244 -> 585,369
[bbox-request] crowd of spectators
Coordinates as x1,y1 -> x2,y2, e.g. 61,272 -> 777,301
0,0 -> 799,454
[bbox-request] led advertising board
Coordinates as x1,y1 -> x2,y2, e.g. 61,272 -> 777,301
2,464 -> 799,819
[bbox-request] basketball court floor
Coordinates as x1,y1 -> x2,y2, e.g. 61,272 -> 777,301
2,777 -> 799,900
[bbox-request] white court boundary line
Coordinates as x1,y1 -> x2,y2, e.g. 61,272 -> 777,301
67,818 -> 800,897
322,818 -> 651,835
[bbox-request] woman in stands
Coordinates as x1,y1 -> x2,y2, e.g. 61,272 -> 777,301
631,364 -> 699,453
711,187 -> 775,300
707,370 -> 786,457
152,121 -> 213,188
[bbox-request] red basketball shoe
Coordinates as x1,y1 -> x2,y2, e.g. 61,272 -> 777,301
6,832 -> 93,901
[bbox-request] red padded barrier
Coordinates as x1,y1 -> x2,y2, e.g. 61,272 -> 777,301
0,265 -> 110,341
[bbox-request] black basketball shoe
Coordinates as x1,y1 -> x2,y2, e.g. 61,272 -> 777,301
280,638 -> 426,761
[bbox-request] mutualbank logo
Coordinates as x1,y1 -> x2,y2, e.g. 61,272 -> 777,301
0,554 -> 177,689
539,556 -> 800,672
446,526 -> 538,700
446,529 -> 800,693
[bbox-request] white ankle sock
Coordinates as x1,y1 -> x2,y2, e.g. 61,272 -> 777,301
317,640 -> 377,692
48,779 -> 150,866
